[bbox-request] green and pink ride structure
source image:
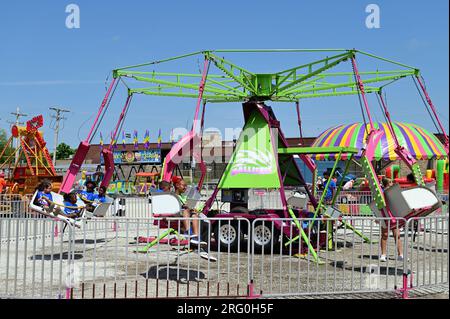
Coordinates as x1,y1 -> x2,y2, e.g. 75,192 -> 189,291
60,49 -> 448,262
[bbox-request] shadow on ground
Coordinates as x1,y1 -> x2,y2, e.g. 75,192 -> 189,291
333,260 -> 403,276
29,252 -> 83,260
141,265 -> 206,282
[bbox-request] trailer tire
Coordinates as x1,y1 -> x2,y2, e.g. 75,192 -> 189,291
251,221 -> 280,253
213,221 -> 243,252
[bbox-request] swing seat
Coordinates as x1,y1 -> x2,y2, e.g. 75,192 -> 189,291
384,184 -> 441,219
287,192 -> 308,210
137,236 -> 189,246
29,191 -> 83,228
370,184 -> 441,229
150,191 -> 184,229
90,199 -> 112,217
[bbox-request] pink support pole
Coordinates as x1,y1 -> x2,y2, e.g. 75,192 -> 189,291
54,224 -> 59,238
351,56 -> 375,132
162,57 -> 210,182
86,78 -> 118,143
100,94 -> 133,188
60,78 -> 118,193
415,75 -> 449,153
195,101 -> 208,190
401,274 -> 410,299
378,93 -> 401,147
110,95 -> 133,148
378,93 -> 417,168
192,58 -> 210,134
351,55 -> 393,223
246,280 -> 261,299
65,288 -> 72,300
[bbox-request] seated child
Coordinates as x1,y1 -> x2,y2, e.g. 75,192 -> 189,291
173,178 -> 206,245
156,180 -> 172,193
79,180 -> 97,202
93,186 -> 108,205
33,180 -> 62,215
63,192 -> 83,219
78,181 -> 98,212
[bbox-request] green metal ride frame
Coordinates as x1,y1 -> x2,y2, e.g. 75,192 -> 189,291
113,49 -> 419,103
109,49 -> 427,260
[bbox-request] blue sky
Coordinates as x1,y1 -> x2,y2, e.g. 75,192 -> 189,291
0,0 -> 448,151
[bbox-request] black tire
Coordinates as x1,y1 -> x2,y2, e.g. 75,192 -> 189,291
251,221 -> 280,253
213,220 -> 243,252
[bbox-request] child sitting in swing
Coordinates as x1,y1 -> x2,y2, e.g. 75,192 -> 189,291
63,192 -> 83,219
33,180 -> 63,215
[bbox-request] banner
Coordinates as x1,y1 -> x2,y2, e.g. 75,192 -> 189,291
101,149 -> 161,164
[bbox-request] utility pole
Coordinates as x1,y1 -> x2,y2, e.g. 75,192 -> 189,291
8,107 -> 28,163
49,107 -> 70,165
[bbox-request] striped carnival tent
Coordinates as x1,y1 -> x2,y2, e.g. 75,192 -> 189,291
312,122 -> 447,161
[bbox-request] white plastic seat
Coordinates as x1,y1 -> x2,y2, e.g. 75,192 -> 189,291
29,191 -> 83,228
91,198 -> 112,217
384,184 -> 441,219
370,184 -> 441,228
150,192 -> 182,217
287,192 -> 308,210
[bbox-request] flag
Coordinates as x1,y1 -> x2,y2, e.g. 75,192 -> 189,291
99,132 -> 104,150
143,129 -> 150,149
110,131 -> 117,149
157,128 -> 162,149
122,130 -> 126,149
133,130 -> 138,149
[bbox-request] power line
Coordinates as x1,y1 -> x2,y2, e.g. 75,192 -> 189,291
49,107 -> 70,165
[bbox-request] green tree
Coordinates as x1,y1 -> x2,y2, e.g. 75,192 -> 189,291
0,128 -> 14,162
56,142 -> 75,160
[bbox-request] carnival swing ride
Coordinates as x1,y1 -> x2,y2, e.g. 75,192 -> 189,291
61,49 -> 448,262
0,114 -> 61,194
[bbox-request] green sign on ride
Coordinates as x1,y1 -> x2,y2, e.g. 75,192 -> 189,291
219,111 -> 280,189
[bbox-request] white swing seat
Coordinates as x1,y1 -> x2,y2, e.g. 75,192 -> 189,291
370,184 -> 441,228
150,192 -> 183,218
29,191 -> 84,228
384,184 -> 441,219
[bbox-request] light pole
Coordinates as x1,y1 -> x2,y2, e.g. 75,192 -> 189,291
49,107 -> 70,165
9,107 -> 27,163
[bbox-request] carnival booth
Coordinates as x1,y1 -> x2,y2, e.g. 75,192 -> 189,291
312,121 -> 447,190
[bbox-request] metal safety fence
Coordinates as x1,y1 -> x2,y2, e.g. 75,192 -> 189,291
403,215 -> 449,297
1,213 -> 447,299
250,217 -> 408,298
0,218 -> 74,299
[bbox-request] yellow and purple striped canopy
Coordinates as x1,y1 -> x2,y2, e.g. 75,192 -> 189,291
312,122 -> 447,161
